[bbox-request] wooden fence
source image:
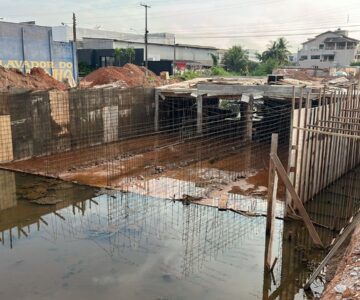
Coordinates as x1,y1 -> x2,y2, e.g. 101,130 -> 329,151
288,85 -> 360,205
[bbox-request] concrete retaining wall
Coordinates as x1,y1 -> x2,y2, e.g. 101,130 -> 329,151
0,87 -> 155,163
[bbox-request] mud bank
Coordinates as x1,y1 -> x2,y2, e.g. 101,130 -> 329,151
321,224 -> 360,299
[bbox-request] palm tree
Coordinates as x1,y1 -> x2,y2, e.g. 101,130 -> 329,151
259,38 -> 290,65
222,45 -> 249,74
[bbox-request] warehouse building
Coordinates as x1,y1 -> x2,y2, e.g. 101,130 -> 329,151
52,26 -> 222,74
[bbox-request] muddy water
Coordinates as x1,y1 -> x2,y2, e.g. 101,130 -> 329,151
0,169 -> 359,300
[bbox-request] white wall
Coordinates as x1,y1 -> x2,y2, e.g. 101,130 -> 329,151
57,26 -> 219,67
108,40 -> 217,66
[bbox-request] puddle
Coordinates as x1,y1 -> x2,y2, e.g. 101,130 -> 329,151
0,168 -> 359,300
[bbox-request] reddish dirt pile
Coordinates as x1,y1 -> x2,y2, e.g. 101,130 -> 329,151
80,63 -> 163,88
0,66 -> 68,91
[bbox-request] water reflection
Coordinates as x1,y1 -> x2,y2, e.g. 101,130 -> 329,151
0,171 -> 16,210
0,167 -> 359,300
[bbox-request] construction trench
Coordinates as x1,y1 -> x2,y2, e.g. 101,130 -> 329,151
0,78 -> 360,299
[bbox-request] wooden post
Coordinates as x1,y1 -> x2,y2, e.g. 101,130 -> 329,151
286,87 -> 296,215
265,133 -> 279,269
266,133 -> 278,234
196,95 -> 203,135
271,153 -> 324,247
245,94 -> 254,142
154,91 -> 160,132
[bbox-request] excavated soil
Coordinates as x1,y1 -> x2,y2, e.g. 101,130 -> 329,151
80,63 -> 167,88
321,224 -> 360,299
0,66 -> 68,91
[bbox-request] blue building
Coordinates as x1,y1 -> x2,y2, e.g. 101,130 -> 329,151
0,21 -> 77,83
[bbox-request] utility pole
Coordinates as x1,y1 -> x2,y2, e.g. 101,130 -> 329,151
140,3 -> 150,76
72,13 -> 77,42
72,12 -> 78,85
173,35 -> 176,76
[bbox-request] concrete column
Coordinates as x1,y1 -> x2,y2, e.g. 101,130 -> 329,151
245,94 -> 254,142
196,95 -> 203,135
154,91 -> 160,132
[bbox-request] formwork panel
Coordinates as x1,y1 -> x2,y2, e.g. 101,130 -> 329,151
9,92 -> 33,160
49,91 -> 71,153
0,115 -> 13,162
30,92 -> 52,156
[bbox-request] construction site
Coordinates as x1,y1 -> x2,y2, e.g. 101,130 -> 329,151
1,62 -> 360,300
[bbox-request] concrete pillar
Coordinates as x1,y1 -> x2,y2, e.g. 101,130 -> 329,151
196,95 -> 203,135
154,91 -> 159,132
245,94 -> 254,142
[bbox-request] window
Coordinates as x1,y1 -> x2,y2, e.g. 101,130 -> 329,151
300,55 -> 308,61
325,43 -> 335,50
347,43 -> 355,49
319,44 -> 324,49
100,56 -> 115,67
311,55 -> 320,60
337,42 -> 346,50
323,55 -> 335,62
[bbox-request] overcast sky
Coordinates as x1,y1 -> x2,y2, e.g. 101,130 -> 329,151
2,0 -> 360,52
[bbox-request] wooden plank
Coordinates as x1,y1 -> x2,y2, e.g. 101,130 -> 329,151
270,153 -> 324,247
336,92 -> 348,179
299,93 -> 310,201
323,93 -> 335,190
317,91 -> 328,193
304,210 -> 360,290
331,91 -> 344,183
304,106 -> 316,202
286,86 -> 296,214
293,127 -> 360,139
218,194 -> 228,211
0,115 -> 13,162
319,120 -> 360,126
265,134 -> 279,269
318,94 -> 326,191
309,125 -> 360,134
294,89 -> 304,197
197,83 -> 314,99
326,94 -> 336,186
312,89 -> 324,198
331,116 -> 360,121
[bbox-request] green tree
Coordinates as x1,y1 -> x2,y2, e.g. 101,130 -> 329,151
126,48 -> 135,64
114,48 -> 135,66
258,37 -> 290,66
210,53 -> 218,66
251,59 -> 279,76
222,45 -> 249,74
